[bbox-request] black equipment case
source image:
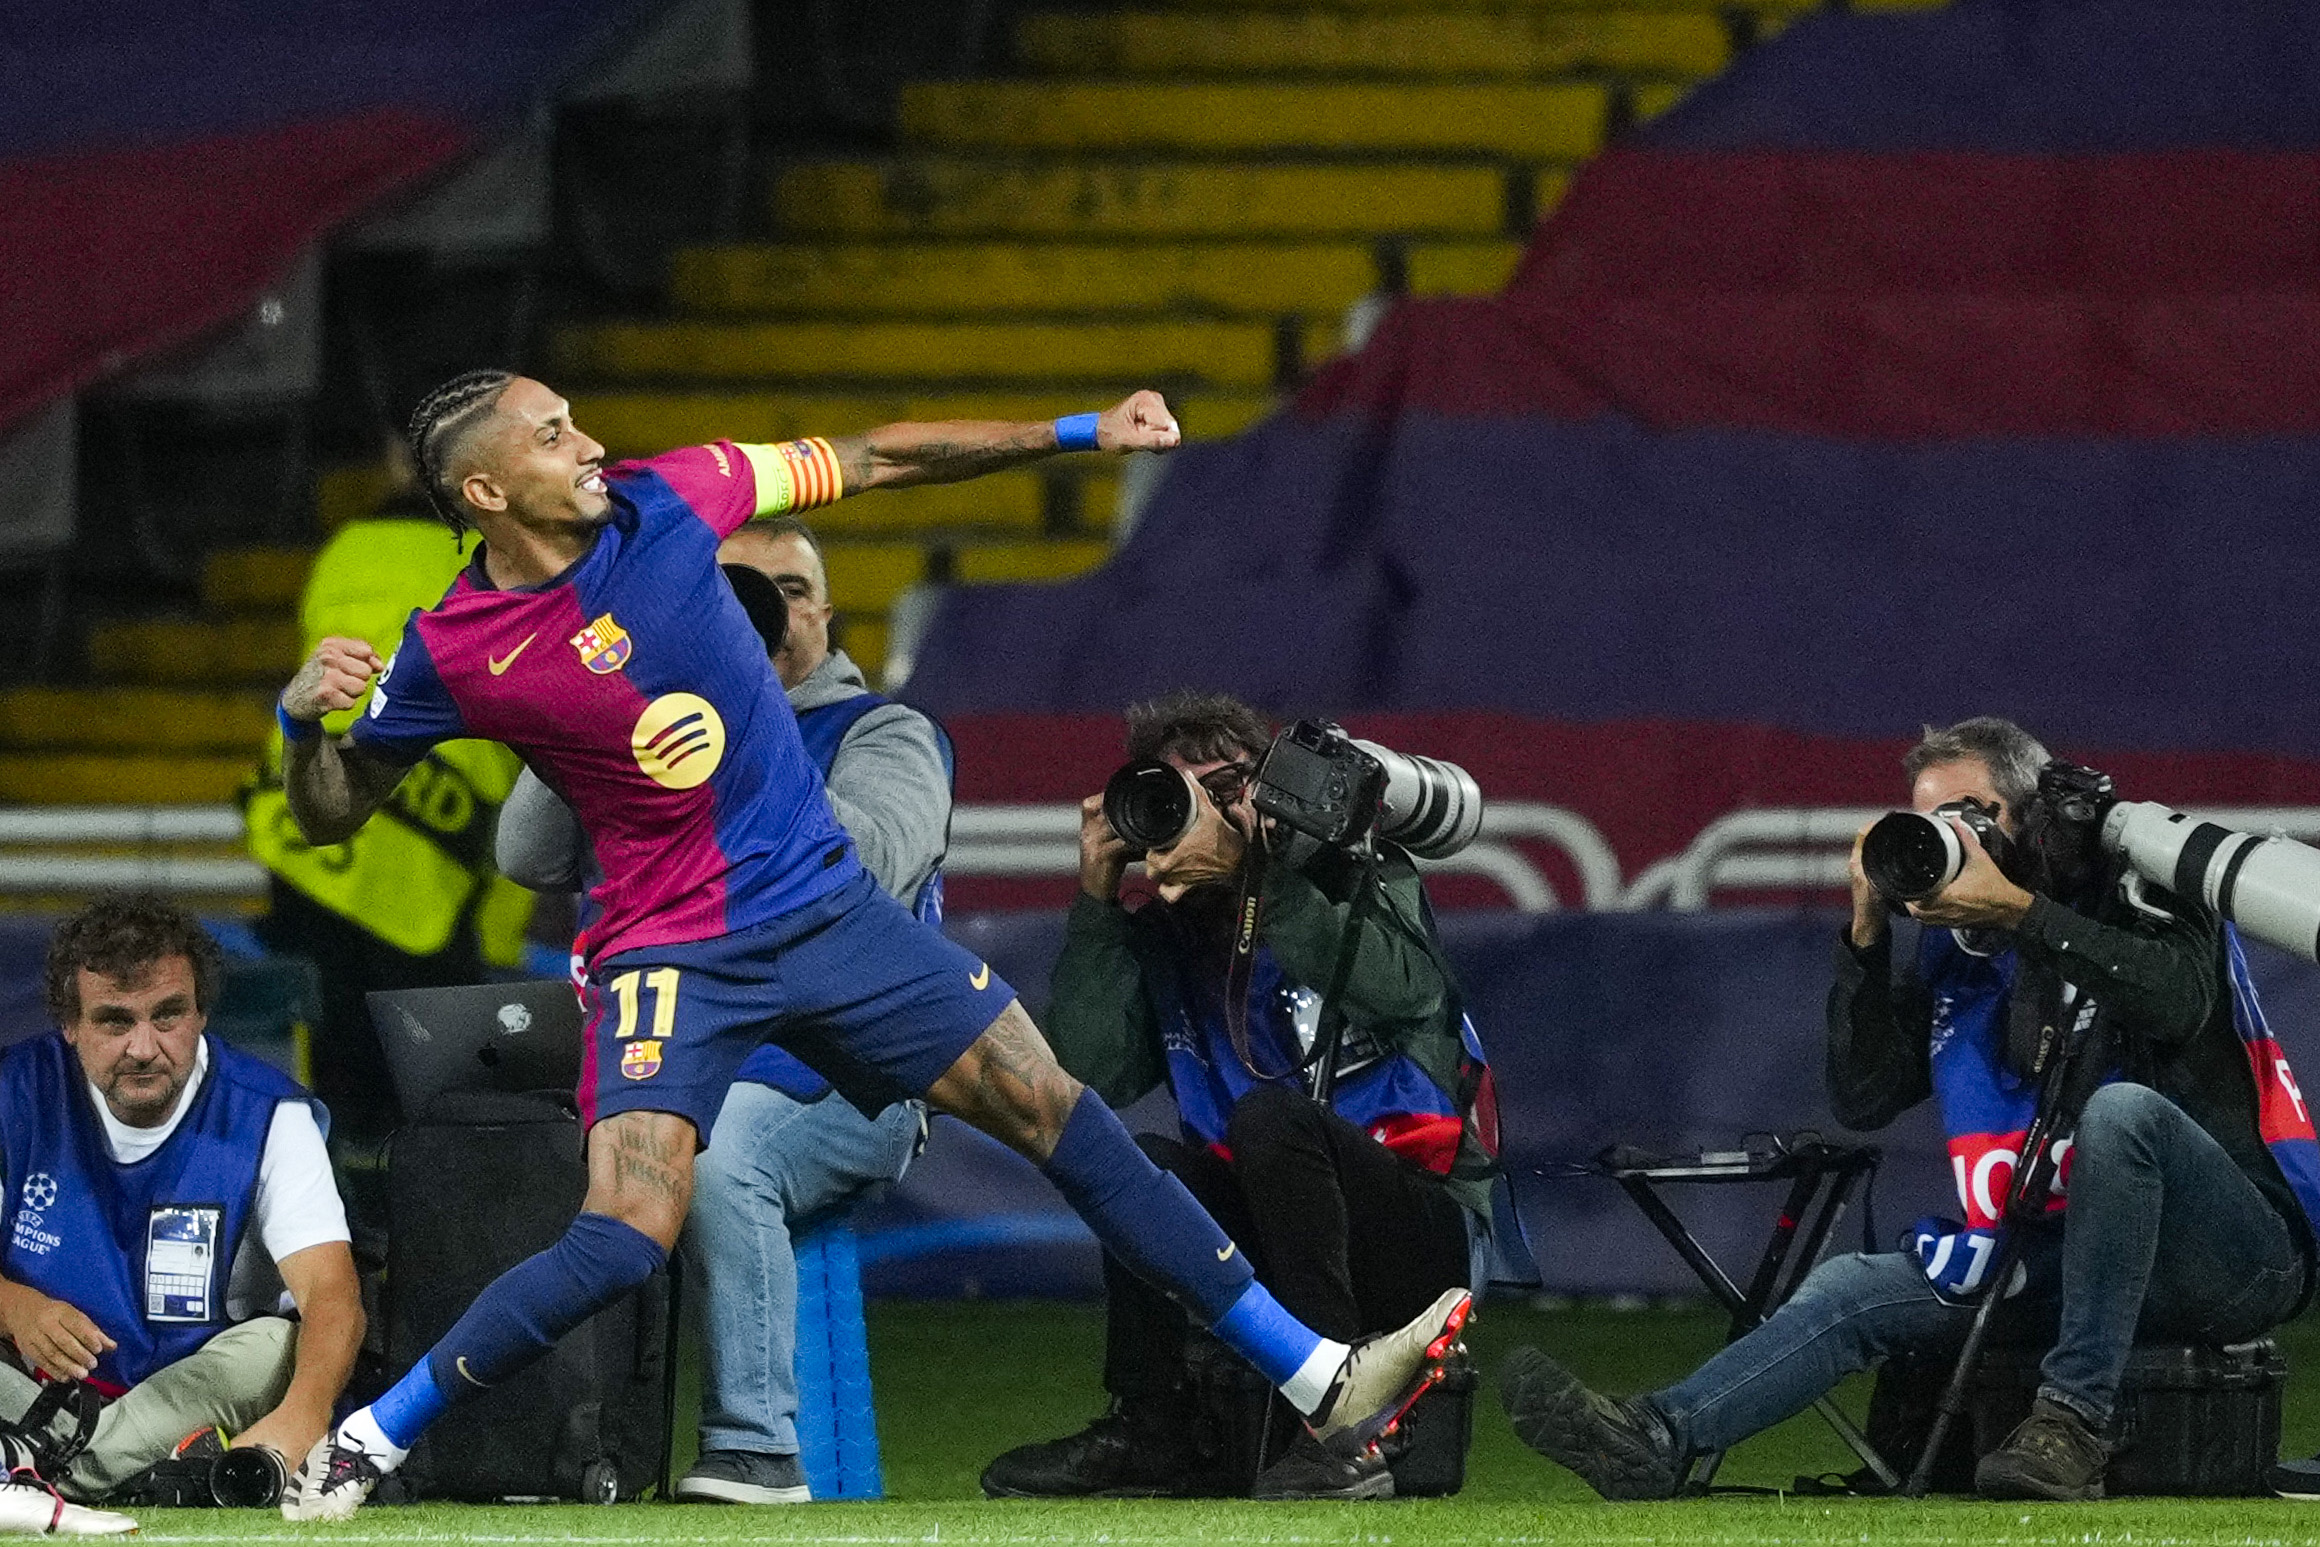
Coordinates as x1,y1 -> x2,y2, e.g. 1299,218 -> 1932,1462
1868,1340 -> 2287,1497
1183,1333 -> 1477,1497
385,1088 -> 672,1502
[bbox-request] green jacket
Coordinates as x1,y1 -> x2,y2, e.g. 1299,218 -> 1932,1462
1047,853 -> 1492,1216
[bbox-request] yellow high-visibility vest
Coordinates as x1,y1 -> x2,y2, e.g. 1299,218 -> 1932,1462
244,518 -> 532,964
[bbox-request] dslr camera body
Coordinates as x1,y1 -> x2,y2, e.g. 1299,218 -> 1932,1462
1103,720 -> 1481,862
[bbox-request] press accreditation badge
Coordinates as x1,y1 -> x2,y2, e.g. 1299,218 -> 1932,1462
145,1206 -> 222,1323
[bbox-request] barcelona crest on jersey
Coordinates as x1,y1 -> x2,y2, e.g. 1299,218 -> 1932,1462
620,1039 -> 663,1080
571,613 -> 633,674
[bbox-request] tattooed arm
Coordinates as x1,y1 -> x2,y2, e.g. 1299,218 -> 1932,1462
828,390 -> 1181,493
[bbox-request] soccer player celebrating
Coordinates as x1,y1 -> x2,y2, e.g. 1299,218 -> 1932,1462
272,373 -> 1471,1520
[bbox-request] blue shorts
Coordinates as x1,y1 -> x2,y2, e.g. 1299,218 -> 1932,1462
578,872 -> 1014,1141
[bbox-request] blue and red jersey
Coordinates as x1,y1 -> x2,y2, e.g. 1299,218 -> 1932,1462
350,444 -> 861,968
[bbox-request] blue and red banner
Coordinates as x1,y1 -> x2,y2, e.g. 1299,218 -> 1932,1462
906,0 -> 2320,838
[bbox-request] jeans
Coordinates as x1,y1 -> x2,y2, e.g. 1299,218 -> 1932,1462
1650,1083 -> 2306,1454
688,1080 -> 923,1456
1103,1087 -> 1472,1402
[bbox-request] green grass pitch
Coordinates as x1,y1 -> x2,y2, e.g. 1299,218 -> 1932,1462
125,1297 -> 2320,1545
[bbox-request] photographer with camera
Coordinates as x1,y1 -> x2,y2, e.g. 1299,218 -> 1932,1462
1502,717 -> 2315,1503
980,693 -> 1493,1503
0,896 -> 362,1522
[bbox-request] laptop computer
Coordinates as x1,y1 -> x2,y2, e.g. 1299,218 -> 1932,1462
367,980 -> 585,1116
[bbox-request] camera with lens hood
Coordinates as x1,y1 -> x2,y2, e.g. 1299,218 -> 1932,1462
1102,720 -> 1482,862
121,1427 -> 286,1508
1865,756 -> 2320,965
1860,797 -> 2013,903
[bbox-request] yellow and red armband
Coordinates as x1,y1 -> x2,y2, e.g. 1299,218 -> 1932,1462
738,437 -> 845,516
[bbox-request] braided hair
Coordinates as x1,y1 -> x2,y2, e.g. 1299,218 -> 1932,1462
406,369 -> 515,534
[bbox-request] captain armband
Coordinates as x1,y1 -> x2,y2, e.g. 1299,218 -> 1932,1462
739,437 -> 845,516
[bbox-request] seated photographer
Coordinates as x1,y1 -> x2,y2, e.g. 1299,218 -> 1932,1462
0,895 -> 362,1507
1502,717 -> 2313,1503
981,692 -> 1492,1503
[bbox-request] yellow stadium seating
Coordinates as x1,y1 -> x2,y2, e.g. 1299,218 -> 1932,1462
1016,11 -> 1730,80
899,82 -> 1608,158
774,161 -> 1512,240
554,317 -> 1282,389
673,241 -> 1384,318
567,390 -> 1276,458
200,547 -> 313,612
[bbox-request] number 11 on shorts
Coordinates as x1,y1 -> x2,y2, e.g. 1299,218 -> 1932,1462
609,966 -> 680,1038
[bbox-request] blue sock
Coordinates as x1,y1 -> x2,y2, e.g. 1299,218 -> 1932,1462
1039,1090 -> 1321,1383
369,1359 -> 446,1451
1214,1281 -> 1324,1388
375,1212 -> 665,1450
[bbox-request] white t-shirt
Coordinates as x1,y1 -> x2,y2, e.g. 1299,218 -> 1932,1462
86,1038 -> 351,1320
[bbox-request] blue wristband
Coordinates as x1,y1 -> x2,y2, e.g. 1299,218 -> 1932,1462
1054,412 -> 1101,452
277,704 -> 322,744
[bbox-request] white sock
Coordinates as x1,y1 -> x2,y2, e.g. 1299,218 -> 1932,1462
337,1408 -> 409,1471
1279,1337 -> 1351,1417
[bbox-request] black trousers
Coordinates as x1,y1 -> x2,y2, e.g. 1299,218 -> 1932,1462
1103,1085 -> 1473,1403
255,878 -> 484,1144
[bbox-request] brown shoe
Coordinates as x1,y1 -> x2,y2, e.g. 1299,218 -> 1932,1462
1975,1397 -> 2107,1502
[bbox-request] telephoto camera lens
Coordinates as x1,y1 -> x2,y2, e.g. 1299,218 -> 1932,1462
1102,759 -> 1199,853
1860,810 -> 1966,902
2103,801 -> 2320,963
1353,742 -> 1483,860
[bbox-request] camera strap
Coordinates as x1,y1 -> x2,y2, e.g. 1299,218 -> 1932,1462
1222,865 -> 1296,1083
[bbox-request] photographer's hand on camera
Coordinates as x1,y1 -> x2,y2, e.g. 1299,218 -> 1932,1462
1848,820 -> 1888,950
1906,817 -> 2034,933
1141,781 -> 1250,903
1078,794 -> 1133,903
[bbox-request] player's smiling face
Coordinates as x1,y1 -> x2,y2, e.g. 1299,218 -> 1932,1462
468,376 -> 610,533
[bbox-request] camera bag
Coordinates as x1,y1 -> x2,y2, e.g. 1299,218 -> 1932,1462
385,1088 -> 671,1503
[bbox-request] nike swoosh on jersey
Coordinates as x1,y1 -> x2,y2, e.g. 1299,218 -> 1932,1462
455,1356 -> 490,1389
1217,1242 -> 1237,1262
488,633 -> 539,675
969,962 -> 991,990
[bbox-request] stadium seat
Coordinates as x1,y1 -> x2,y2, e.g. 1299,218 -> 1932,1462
1013,11 -> 1731,81
772,161 -> 1522,240
897,82 -> 1609,158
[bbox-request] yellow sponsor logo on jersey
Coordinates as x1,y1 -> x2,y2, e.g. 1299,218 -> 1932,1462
632,693 -> 726,790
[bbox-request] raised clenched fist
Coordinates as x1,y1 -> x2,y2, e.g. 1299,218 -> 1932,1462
280,637 -> 386,726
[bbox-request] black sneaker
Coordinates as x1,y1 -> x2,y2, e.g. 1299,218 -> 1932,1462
1499,1345 -> 1682,1501
981,1404 -> 1198,1499
1250,1430 -> 1394,1501
1975,1397 -> 2107,1502
675,1449 -> 810,1504
2270,1451 -> 2320,1499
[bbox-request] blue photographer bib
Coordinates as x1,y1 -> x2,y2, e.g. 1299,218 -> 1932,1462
735,691 -> 955,1100
1144,918 -> 1475,1176
0,1033 -> 311,1392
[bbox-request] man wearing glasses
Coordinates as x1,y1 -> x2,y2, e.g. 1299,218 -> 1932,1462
980,692 -> 1488,1503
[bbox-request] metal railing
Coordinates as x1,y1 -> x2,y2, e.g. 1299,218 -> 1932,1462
14,801 -> 2318,914
1637,805 -> 2320,911
0,800 -> 1624,915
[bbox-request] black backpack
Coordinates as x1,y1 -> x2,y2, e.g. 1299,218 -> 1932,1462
385,1089 -> 672,1502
